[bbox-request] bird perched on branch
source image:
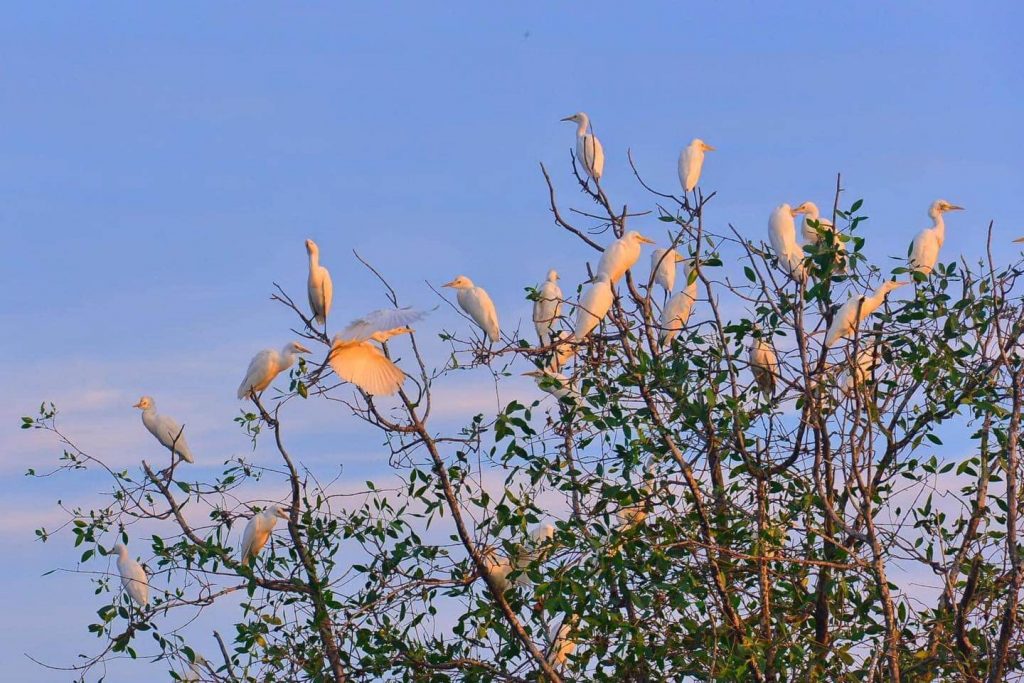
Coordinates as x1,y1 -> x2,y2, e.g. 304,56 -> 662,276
794,200 -> 847,274
824,281 -> 907,348
574,272 -> 614,340
133,396 -> 194,464
659,260 -> 698,347
240,505 -> 290,562
329,308 -> 425,396
305,239 -> 333,327
768,204 -> 809,282
749,334 -> 780,395
678,138 -> 715,194
909,199 -> 964,275
650,248 -> 685,293
533,269 -> 563,346
112,543 -> 149,607
597,231 -> 656,284
561,111 -> 604,182
523,369 -> 577,402
237,341 -> 311,399
443,275 -> 500,343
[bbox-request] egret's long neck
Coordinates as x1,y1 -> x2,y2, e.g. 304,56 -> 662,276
806,206 -> 820,222
575,118 -> 588,137
281,347 -> 296,368
931,212 -> 946,246
308,250 -> 319,269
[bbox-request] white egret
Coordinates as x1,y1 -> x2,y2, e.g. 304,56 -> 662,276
659,261 -> 698,346
330,308 -> 425,396
574,272 -> 614,340
749,335 -> 780,395
112,543 -> 148,607
181,655 -> 209,682
678,138 -> 715,193
133,396 -> 194,464
513,522 -> 556,572
768,204 -> 809,282
240,505 -> 290,562
561,112 -> 604,182
796,200 -> 847,273
443,275 -> 500,343
824,281 -> 907,348
523,369 -> 577,402
650,248 -> 684,293
909,199 -> 964,274
548,617 -> 578,668
305,239 -> 333,326
237,341 -> 311,400
840,345 -> 885,393
597,231 -> 656,284
533,269 -> 563,346
481,550 -> 515,592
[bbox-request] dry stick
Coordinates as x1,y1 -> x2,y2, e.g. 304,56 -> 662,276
213,630 -> 239,683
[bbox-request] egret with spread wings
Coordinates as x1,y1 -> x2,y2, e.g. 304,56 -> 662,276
329,308 -> 426,396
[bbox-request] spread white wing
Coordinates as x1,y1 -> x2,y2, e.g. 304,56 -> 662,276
338,307 -> 427,342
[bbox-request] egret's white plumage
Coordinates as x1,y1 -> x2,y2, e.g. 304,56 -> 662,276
824,281 -> 907,348
133,396 -> 194,464
237,341 -> 311,400
650,248 -> 684,293
305,239 -> 333,326
481,550 -> 514,592
597,231 -> 656,284
523,370 -> 577,402
678,138 -> 715,193
659,261 -> 698,346
909,199 -> 964,274
533,269 -> 563,346
113,543 -> 148,607
749,336 -> 780,395
444,275 -> 500,343
548,618 -> 578,668
768,204 -> 808,282
240,505 -> 290,562
561,112 -> 604,182
330,308 -> 425,396
574,273 -> 614,340
795,201 -> 846,274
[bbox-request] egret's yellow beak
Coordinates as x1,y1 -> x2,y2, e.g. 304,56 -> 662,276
703,143 -> 716,152
1014,237 -> 1024,244
442,279 -> 457,288
522,371 -> 542,378
637,235 -> 656,245
560,116 -> 574,122
132,401 -> 143,409
295,343 -> 312,354
948,204 -> 965,211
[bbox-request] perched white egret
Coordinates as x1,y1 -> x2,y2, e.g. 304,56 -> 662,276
659,261 -> 698,346
237,341 -> 311,400
181,655 -> 209,682
749,335 -> 780,395
330,308 -> 425,396
533,269 -> 563,346
133,396 -> 194,464
824,281 -> 907,348
561,112 -> 604,182
523,369 -> 577,402
513,522 -> 556,572
840,345 -> 885,393
112,543 -> 148,607
305,239 -> 333,326
909,199 -> 965,274
574,273 -> 614,340
443,275 -> 500,343
650,248 -> 685,293
678,138 -> 715,193
240,505 -> 290,562
795,201 -> 847,274
768,204 -> 808,282
597,231 -> 656,284
548,617 -> 578,668
481,550 -> 515,592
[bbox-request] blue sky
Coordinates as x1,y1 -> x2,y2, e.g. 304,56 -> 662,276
2,2 -> 1023,679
